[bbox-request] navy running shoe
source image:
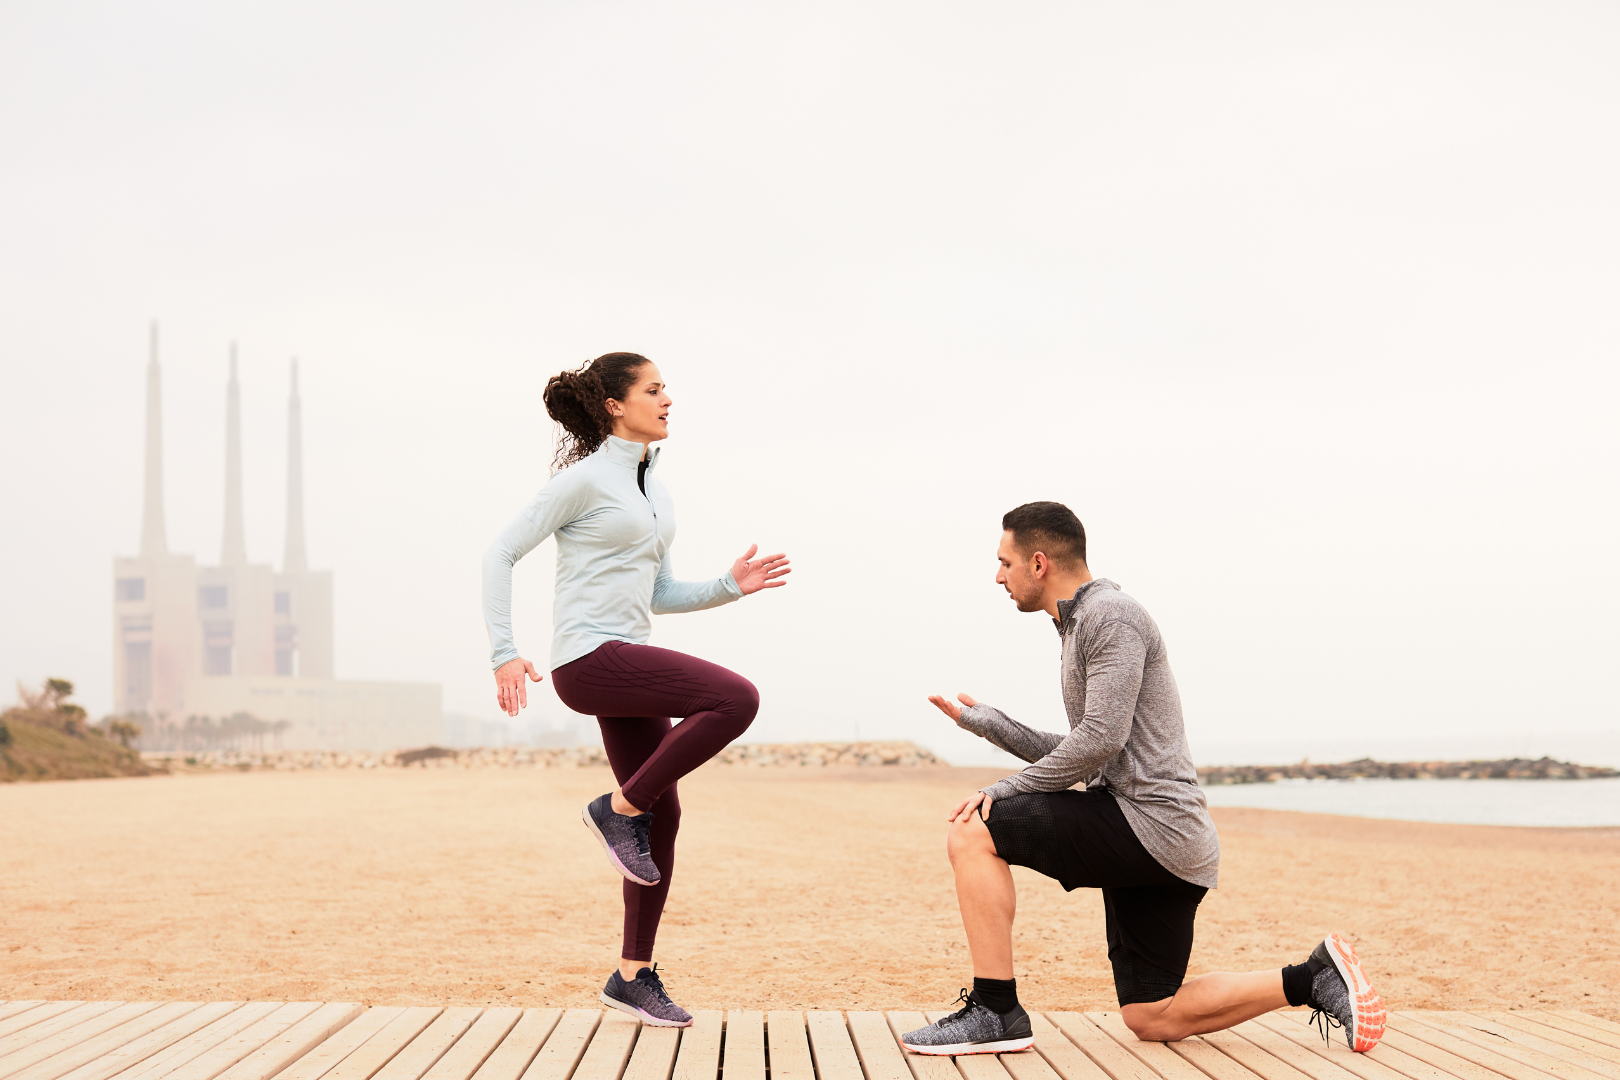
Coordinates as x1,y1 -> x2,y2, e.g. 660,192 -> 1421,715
902,990 -> 1033,1056
582,793 -> 660,886
602,965 -> 692,1027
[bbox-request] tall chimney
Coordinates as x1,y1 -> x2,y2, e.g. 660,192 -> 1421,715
283,359 -> 308,573
220,344 -> 248,566
139,322 -> 168,557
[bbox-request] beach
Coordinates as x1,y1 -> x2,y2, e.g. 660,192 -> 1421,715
3,764 -> 1616,1018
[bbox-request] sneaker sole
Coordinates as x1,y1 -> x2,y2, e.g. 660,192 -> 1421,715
902,1037 -> 1034,1056
581,802 -> 660,887
601,991 -> 692,1028
1325,932 -> 1387,1052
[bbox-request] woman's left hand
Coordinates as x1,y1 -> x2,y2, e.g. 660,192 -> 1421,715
731,544 -> 791,595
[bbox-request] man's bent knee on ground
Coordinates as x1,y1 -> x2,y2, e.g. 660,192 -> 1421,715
901,502 -> 1388,1057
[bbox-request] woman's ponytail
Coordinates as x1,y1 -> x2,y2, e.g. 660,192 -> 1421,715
543,352 -> 652,470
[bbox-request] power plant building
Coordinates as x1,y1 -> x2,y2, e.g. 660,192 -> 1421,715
113,328 -> 441,750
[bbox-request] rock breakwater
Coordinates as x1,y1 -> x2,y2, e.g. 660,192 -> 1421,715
1197,755 -> 1618,785
141,739 -> 944,772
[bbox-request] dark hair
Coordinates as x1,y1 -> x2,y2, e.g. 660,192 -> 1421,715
1002,501 -> 1087,567
543,352 -> 652,469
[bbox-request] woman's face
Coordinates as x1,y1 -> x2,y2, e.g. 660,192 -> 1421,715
607,363 -> 672,445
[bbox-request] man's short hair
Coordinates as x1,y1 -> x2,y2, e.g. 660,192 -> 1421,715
1002,501 -> 1087,567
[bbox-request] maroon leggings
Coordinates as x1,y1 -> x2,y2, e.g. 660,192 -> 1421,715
551,640 -> 759,961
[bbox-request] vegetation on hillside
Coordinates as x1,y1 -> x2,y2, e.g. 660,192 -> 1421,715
1,679 -> 158,782
138,712 -> 293,752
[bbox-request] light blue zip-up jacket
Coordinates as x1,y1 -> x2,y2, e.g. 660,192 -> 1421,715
483,435 -> 743,672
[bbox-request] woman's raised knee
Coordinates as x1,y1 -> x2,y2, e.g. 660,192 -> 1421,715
719,675 -> 760,734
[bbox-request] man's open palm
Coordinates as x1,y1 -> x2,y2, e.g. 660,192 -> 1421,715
927,692 -> 979,725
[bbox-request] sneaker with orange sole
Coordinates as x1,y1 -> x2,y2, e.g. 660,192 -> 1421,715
1307,932 -> 1387,1052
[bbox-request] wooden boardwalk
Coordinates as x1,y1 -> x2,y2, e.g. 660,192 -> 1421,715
2,1001 -> 1618,1080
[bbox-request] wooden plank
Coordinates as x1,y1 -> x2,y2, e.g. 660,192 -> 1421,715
1198,1028 -> 1314,1080
1247,1014 -> 1439,1080
52,1004 -> 246,1080
373,1009 -> 485,1080
0,1005 -> 87,1043
724,1012 -> 764,1080
1396,1013 -> 1611,1080
469,1011 -> 563,1080
620,1026 -> 678,1080
1002,1049 -> 1067,1080
0,1003 -> 166,1080
807,1013 -> 864,1080
668,1011 -> 720,1080
274,1009 -> 409,1080
322,1009 -> 445,1080
519,1009 -> 600,1080
1163,1037 -> 1265,1080
1528,1017 -> 1620,1054
1083,1012 -> 1216,1080
1383,1013 -> 1571,1080
0,1005 -> 121,1055
1488,1015 -> 1620,1062
5,1002 -> 203,1080
1461,1015 -> 1620,1074
163,1002 -> 324,1080
883,1013 -> 956,1080
0,1007 -> 49,1027
421,1010 -> 523,1080
1026,1013 -> 1114,1080
570,1011 -> 639,1080
847,1013 -> 912,1080
213,1003 -> 366,1080
768,1013 -> 814,1080
1045,1014 -> 1161,1080
117,1003 -> 287,1080
1557,1018 -> 1620,1044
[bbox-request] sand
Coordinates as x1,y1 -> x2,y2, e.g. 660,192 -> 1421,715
3,764 -> 1617,1018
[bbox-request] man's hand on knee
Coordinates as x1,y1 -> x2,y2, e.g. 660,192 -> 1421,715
946,797 -> 999,863
948,789 -> 994,824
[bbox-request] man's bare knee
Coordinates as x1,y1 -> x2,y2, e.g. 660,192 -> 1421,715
946,813 -> 996,865
1120,999 -> 1179,1042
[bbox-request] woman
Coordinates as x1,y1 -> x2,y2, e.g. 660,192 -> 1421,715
482,351 -> 789,1027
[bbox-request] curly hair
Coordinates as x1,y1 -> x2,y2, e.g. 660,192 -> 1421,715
543,352 -> 653,470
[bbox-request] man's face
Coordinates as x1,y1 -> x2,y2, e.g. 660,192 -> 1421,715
995,530 -> 1045,612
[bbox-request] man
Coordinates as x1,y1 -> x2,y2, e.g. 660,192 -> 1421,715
902,502 -> 1385,1055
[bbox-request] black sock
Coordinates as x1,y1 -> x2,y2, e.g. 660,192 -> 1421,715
972,976 -> 1019,1015
1281,955 -> 1328,1008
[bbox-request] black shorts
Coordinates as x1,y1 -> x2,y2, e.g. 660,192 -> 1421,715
983,788 -> 1207,1006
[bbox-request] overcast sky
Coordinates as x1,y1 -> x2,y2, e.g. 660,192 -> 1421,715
2,0 -> 1616,766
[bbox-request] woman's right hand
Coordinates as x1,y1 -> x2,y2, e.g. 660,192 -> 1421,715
496,658 -> 543,716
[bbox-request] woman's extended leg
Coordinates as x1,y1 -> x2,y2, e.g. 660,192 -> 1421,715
598,715 -> 682,968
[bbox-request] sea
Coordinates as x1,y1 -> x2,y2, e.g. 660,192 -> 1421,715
1199,776 -> 1620,827
944,731 -> 1620,827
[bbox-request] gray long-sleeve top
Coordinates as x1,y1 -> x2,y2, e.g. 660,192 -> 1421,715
960,579 -> 1220,888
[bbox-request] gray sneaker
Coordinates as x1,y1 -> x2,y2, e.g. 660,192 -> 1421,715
1307,933 -> 1386,1052
901,991 -> 1033,1056
582,793 -> 660,886
602,965 -> 692,1027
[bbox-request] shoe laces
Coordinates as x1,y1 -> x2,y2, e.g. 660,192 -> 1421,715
945,988 -> 980,1024
639,963 -> 671,1001
1308,1006 -> 1344,1046
629,814 -> 653,858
